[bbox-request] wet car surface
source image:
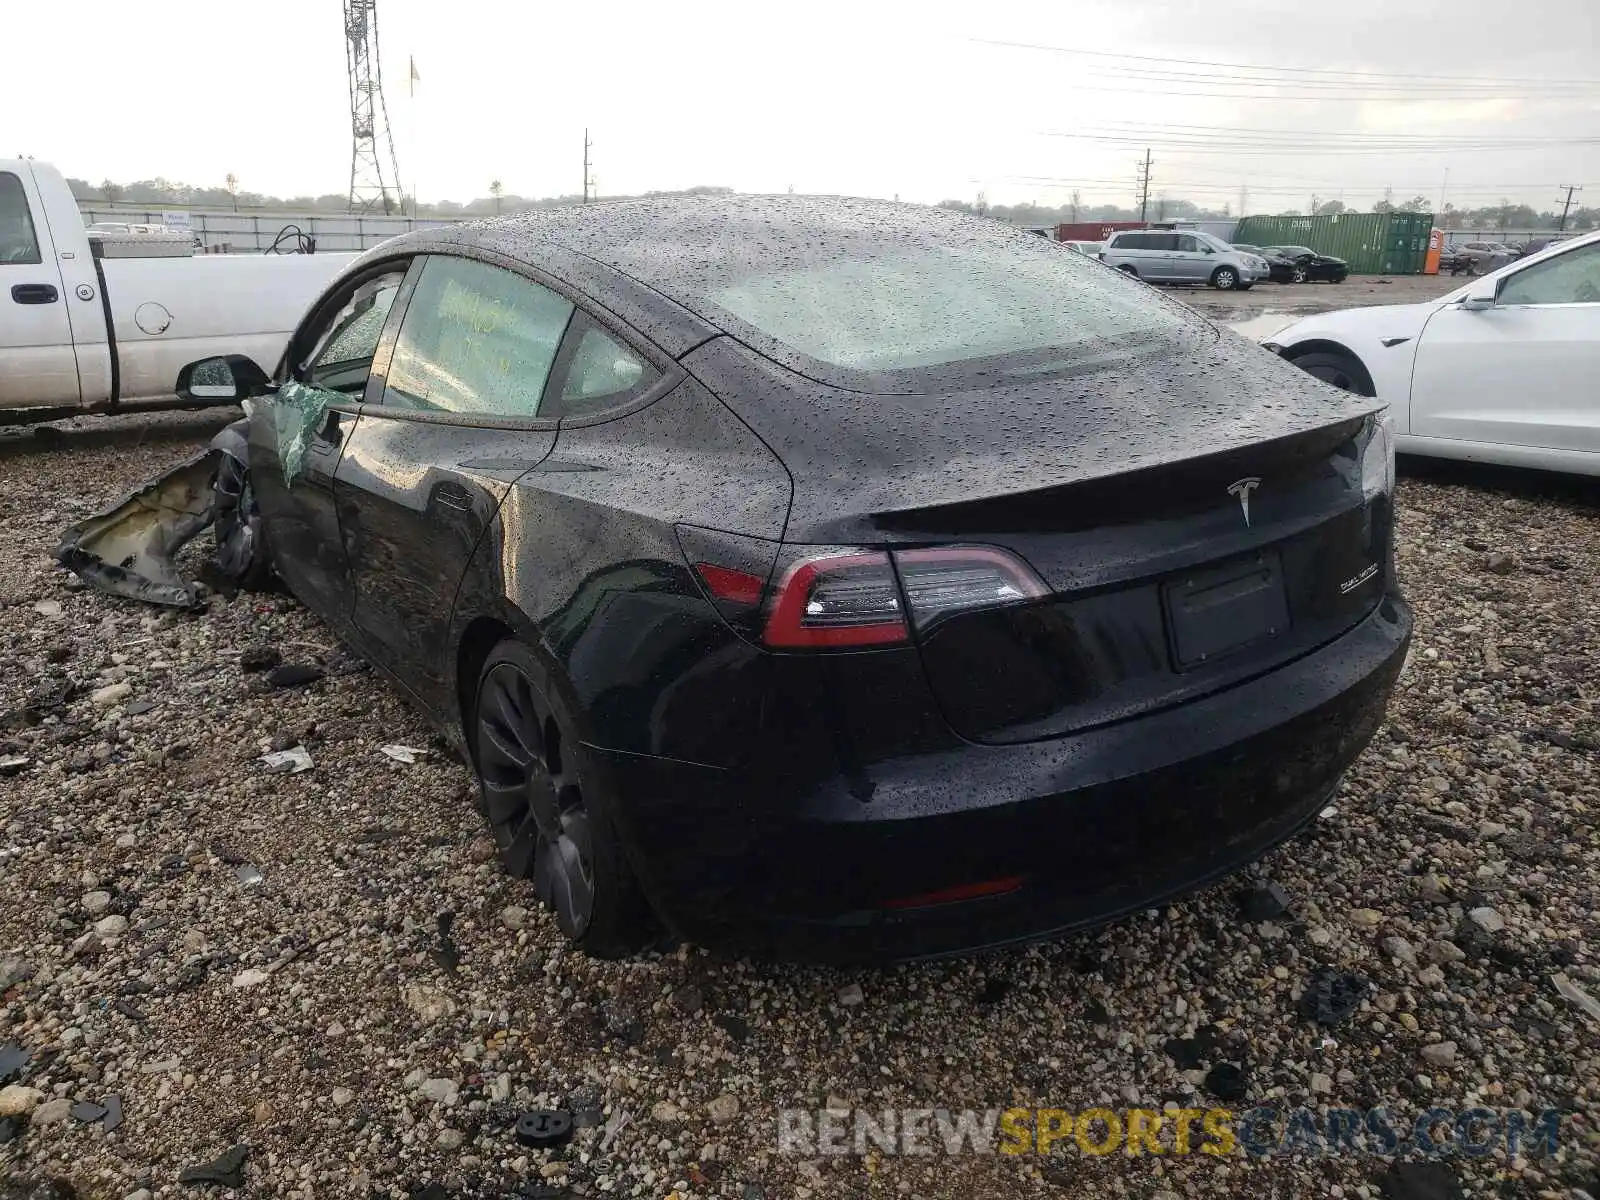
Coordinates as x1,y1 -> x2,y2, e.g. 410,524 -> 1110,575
181,198 -> 1411,962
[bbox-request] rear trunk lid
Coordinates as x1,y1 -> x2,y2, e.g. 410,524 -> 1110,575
682,333 -> 1390,744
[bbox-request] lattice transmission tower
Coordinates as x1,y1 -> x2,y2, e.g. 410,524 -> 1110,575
344,0 -> 403,214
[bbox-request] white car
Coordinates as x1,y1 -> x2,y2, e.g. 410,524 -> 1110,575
1263,229 -> 1600,476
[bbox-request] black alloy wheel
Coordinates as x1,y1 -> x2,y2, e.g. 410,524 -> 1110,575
213,452 -> 273,590
473,640 -> 652,956
1290,349 -> 1375,396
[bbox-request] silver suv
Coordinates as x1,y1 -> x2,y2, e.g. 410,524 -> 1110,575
1100,230 -> 1264,290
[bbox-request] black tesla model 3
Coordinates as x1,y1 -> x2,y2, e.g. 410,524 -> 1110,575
176,196 -> 1411,963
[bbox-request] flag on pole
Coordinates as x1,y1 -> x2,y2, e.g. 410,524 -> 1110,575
409,56 -> 420,98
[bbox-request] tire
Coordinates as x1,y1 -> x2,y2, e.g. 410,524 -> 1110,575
1288,348 -> 1375,396
1332,273 -> 1347,284
212,451 -> 273,591
472,639 -> 654,958
1210,266 -> 1240,291
1238,283 -> 1255,291
1291,265 -> 1309,284
1117,264 -> 1139,277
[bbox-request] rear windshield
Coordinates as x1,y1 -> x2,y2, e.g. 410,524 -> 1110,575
606,207 -> 1207,393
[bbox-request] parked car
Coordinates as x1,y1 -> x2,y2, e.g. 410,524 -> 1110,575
1061,239 -> 1104,256
0,158 -> 356,423
1449,241 -> 1517,274
1232,243 -> 1297,283
1264,229 -> 1600,476
1265,246 -> 1350,284
1100,229 -> 1265,289
172,197 -> 1410,962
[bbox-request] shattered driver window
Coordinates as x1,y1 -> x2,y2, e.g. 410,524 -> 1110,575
303,271 -> 406,394
382,255 -> 574,418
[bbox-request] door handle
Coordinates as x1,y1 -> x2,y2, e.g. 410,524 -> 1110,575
10,283 -> 59,304
434,481 -> 474,512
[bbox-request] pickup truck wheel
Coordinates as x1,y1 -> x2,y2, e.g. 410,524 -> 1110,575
1210,266 -> 1240,291
1287,348 -> 1376,397
213,453 -> 273,591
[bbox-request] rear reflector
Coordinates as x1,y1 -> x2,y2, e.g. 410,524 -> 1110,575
883,875 -> 1026,910
694,562 -> 766,606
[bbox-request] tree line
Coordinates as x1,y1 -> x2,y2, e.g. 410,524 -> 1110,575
65,176 -> 1596,233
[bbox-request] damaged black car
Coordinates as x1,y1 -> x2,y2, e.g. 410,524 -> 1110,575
66,198 -> 1411,963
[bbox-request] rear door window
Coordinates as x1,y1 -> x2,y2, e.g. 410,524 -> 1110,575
0,172 -> 42,265
1117,233 -> 1150,251
554,319 -> 660,417
1177,235 -> 1201,253
382,255 -> 575,418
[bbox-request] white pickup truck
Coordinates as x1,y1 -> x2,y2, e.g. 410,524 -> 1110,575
1,159 -> 357,424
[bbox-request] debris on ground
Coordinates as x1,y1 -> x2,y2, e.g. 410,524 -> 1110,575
256,745 -> 312,775
53,448 -> 222,609
0,1045 -> 28,1083
238,645 -> 281,673
1238,880 -> 1292,921
177,1144 -> 249,1188
1202,1062 -> 1249,1103
1378,1160 -> 1465,1200
1553,973 -> 1600,1023
515,1110 -> 574,1149
1299,966 -> 1369,1025
380,744 -> 428,765
0,755 -> 29,776
263,663 -> 324,689
836,983 -> 865,1007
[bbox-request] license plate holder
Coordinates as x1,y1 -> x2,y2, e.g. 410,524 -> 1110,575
1164,552 -> 1289,669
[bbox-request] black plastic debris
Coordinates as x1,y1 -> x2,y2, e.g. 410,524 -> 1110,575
514,1109 -> 574,1148
977,977 -> 1012,1005
713,1013 -> 749,1043
113,999 -> 147,1023
124,699 -> 157,716
1203,1062 -> 1249,1103
570,1107 -> 605,1129
408,1186 -> 447,1200
178,1143 -> 249,1188
433,911 -> 461,975
239,645 -> 281,673
264,664 -> 324,689
69,1100 -> 107,1123
1239,881 -> 1292,922
1378,1161 -> 1465,1200
0,1043 -> 28,1083
0,1117 -> 17,1145
101,1094 -> 123,1133
1299,966 -> 1369,1025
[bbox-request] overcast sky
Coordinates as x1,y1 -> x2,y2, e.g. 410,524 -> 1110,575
7,0 -> 1598,213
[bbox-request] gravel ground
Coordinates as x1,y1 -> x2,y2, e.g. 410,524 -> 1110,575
0,414 -> 1596,1200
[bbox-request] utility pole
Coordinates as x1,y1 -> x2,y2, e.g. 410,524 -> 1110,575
1136,149 -> 1152,223
1239,184 -> 1248,218
582,129 -> 592,203
1557,184 -> 1583,230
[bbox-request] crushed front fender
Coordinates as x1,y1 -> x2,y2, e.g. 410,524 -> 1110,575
54,448 -> 222,609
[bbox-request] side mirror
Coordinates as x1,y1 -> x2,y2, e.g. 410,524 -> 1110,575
176,355 -> 272,402
1202,245 -> 1216,254
1458,282 -> 1497,311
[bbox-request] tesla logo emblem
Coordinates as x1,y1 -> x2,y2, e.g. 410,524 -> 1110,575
1227,477 -> 1261,526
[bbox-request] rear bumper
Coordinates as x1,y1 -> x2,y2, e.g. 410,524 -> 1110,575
594,594 -> 1411,964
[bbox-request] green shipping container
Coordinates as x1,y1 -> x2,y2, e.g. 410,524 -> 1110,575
1232,211 -> 1432,274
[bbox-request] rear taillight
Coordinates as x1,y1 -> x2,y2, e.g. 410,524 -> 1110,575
761,545 -> 1048,650
764,552 -> 907,648
895,546 -> 1049,634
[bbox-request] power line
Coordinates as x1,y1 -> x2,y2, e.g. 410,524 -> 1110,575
968,37 -> 1600,88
